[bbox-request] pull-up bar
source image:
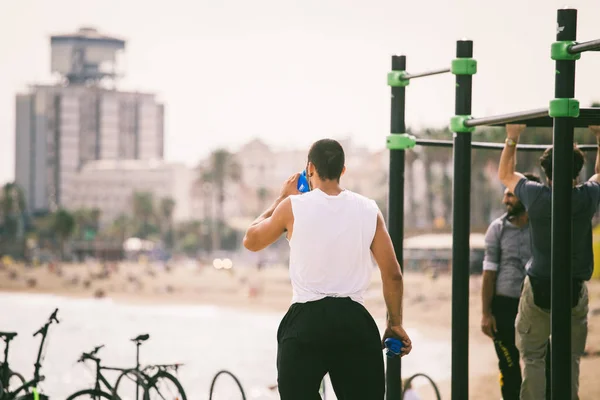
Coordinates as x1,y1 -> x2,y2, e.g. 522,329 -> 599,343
463,108 -> 548,127
489,108 -> 600,128
388,67 -> 452,87
414,138 -> 598,152
402,67 -> 451,80
451,107 -> 600,128
568,38 -> 600,54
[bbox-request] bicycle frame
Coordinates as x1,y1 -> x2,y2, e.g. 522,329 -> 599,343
6,378 -> 42,400
85,357 -> 131,400
28,309 -> 58,386
1,340 -> 11,387
135,342 -> 141,400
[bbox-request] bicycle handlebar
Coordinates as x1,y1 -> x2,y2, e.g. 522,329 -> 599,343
33,308 -> 60,337
91,345 -> 105,355
49,308 -> 59,324
78,344 -> 105,363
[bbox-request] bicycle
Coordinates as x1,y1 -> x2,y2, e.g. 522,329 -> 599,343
112,334 -> 186,400
66,334 -> 186,400
0,308 -> 60,400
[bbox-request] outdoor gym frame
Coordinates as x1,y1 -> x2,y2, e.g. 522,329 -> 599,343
385,8 -> 600,400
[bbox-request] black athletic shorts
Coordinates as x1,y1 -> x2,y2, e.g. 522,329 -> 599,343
276,296 -> 385,400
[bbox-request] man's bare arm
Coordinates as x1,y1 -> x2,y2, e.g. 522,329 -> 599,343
481,270 -> 496,317
371,211 -> 403,326
243,197 -> 291,252
498,124 -> 526,193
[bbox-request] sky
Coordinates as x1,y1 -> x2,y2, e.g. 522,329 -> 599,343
1,0 -> 599,185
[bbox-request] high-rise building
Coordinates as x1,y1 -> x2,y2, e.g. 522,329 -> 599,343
15,27 -> 164,213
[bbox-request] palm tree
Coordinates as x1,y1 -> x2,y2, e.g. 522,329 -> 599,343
52,209 -> 75,260
0,183 -> 26,241
175,220 -> 203,255
72,208 -> 102,240
132,192 -> 155,239
196,166 -> 215,252
90,208 -> 101,234
159,197 -> 176,248
107,214 -> 131,244
200,149 -> 241,252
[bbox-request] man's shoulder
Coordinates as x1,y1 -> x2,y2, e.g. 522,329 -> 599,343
490,215 -> 507,228
345,190 -> 380,211
516,178 -> 547,191
345,189 -> 374,202
579,181 -> 600,191
485,216 -> 505,237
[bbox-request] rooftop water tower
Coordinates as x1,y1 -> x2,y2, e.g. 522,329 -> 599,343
50,27 -> 125,85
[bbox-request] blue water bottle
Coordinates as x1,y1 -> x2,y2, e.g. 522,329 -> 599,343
384,338 -> 403,358
297,170 -> 310,193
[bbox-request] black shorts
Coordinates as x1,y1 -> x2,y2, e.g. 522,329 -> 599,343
276,297 -> 385,400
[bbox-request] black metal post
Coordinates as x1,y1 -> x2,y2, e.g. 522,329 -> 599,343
386,54 -> 406,400
451,40 -> 473,400
551,8 -> 577,400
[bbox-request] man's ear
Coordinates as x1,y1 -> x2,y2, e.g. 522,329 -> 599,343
308,162 -> 315,177
341,166 -> 346,177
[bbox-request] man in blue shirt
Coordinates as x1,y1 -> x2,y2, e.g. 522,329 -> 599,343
498,124 -> 600,400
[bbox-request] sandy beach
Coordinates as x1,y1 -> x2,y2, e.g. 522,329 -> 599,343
2,260 -> 600,399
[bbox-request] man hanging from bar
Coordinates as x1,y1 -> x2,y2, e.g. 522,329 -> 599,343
498,124 -> 600,400
481,172 -> 541,400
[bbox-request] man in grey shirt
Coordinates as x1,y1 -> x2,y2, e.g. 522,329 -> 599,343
481,172 -> 541,400
498,124 -> 600,400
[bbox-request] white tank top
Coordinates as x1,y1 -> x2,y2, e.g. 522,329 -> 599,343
288,188 -> 379,305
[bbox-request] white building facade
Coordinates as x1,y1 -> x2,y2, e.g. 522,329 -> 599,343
66,160 -> 192,227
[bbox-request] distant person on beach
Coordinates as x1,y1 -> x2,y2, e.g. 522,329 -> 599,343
481,172 -> 541,400
498,124 -> 600,400
243,139 -> 411,399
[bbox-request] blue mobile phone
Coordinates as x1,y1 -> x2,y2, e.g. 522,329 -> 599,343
297,170 -> 310,193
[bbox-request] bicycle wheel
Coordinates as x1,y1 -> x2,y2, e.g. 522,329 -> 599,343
8,371 -> 26,392
2,371 -> 27,398
143,371 -> 187,400
65,389 -> 113,400
112,369 -> 150,400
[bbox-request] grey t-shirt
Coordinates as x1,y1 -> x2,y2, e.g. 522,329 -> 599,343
483,215 -> 531,298
514,178 -> 600,281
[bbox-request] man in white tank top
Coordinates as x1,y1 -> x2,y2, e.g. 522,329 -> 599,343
244,139 -> 411,400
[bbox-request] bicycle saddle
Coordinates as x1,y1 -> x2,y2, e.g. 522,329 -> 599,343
0,332 -> 17,341
131,333 -> 150,342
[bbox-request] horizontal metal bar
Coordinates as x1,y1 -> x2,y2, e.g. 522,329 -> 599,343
403,68 -> 451,80
569,39 -> 600,54
489,108 -> 600,128
415,138 -> 597,152
464,108 -> 549,127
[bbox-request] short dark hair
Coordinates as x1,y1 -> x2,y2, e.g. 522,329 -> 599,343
539,146 -> 585,180
523,172 -> 542,183
307,139 -> 345,181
